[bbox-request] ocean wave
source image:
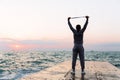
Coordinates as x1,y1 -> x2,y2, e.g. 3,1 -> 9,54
0,50 -> 120,80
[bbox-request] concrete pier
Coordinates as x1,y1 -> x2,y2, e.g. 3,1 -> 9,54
20,61 -> 120,80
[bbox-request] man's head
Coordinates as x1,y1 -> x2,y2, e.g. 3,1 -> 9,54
76,24 -> 81,32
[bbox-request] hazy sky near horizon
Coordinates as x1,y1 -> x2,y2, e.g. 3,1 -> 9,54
0,0 -> 120,50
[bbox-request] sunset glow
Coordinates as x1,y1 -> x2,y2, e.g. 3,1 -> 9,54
9,44 -> 22,50
0,0 -> 120,51
15,45 -> 20,48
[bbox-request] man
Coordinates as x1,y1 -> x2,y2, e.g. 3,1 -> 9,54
68,16 -> 89,75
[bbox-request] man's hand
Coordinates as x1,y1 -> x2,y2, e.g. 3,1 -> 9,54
68,17 -> 71,20
85,16 -> 89,19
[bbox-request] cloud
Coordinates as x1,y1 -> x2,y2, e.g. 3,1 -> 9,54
1,38 -> 120,51
0,38 -> 57,45
0,38 -> 68,50
86,42 -> 120,51
20,40 -> 57,45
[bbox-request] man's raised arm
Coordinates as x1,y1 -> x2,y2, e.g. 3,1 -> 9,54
81,16 -> 89,32
68,17 -> 75,32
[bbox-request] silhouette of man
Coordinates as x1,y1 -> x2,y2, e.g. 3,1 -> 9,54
68,16 -> 89,75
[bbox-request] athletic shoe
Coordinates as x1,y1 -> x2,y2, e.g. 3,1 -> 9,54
81,71 -> 85,75
71,70 -> 75,75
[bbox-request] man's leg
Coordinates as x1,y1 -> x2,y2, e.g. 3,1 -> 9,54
79,46 -> 85,72
72,48 -> 78,72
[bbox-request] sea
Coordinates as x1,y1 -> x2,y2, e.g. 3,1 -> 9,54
0,50 -> 120,80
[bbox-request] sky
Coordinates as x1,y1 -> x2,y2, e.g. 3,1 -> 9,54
0,0 -> 120,51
